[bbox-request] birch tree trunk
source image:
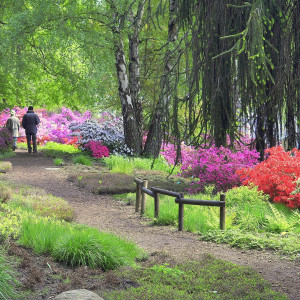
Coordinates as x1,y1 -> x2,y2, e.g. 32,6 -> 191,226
127,0 -> 146,155
114,33 -> 141,154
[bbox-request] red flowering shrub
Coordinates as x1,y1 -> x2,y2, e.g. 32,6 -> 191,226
62,136 -> 78,147
236,146 -> 300,209
84,140 -> 109,158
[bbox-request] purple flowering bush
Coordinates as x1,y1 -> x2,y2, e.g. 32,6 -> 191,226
84,140 -> 110,158
180,146 -> 260,193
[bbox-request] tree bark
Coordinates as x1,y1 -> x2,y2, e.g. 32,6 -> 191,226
128,1 -> 146,155
143,0 -> 177,157
114,34 -> 141,154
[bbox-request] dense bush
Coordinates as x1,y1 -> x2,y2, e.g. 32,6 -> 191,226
237,146 -> 300,209
71,119 -> 132,155
180,146 -> 259,193
84,140 -> 110,158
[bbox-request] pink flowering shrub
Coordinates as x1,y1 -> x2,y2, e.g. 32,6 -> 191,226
179,146 -> 260,193
0,107 -> 91,144
160,142 -> 195,165
84,140 -> 110,158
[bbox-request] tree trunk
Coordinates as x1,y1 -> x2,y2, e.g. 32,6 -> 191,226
143,0 -> 177,157
128,1 -> 145,155
114,35 -> 141,154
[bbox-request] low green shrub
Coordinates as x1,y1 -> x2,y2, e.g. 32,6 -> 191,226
12,194 -> 74,222
200,229 -> 300,258
41,142 -> 80,157
104,254 -> 287,300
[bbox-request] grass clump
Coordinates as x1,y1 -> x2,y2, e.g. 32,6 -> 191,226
103,155 -> 180,175
0,248 -> 20,300
53,158 -> 64,166
72,154 -> 92,166
104,254 -> 287,300
19,220 -> 146,271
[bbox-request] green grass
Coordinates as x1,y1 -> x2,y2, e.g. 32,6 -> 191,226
40,141 -> 81,158
124,185 -> 300,258
0,150 -> 15,159
103,254 -> 287,300
19,220 -> 147,270
53,158 -> 64,166
103,155 -> 180,175
72,154 -> 92,166
0,248 -> 20,299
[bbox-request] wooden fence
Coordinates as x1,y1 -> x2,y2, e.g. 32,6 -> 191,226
134,178 -> 226,231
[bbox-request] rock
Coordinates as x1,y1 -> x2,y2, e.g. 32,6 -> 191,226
53,289 -> 104,300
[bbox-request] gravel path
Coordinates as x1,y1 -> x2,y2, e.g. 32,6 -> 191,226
3,149 -> 300,300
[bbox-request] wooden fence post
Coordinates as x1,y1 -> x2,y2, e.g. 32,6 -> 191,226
135,181 -> 142,213
220,193 -> 226,230
140,179 -> 148,216
153,190 -> 159,219
178,193 -> 184,231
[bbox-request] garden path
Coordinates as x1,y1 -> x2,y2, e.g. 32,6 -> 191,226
3,149 -> 300,300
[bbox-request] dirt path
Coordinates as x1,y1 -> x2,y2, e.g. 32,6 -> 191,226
3,149 -> 300,300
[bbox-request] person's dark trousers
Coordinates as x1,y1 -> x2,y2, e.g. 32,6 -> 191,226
26,133 -> 37,153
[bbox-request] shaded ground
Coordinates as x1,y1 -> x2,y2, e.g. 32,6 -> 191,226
2,149 -> 300,299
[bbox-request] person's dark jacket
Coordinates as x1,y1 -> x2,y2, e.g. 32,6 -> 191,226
22,111 -> 40,134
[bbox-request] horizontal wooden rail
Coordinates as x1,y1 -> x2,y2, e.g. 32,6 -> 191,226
134,178 -> 226,231
134,178 -> 143,185
151,187 -> 181,198
175,198 -> 225,207
141,187 -> 154,197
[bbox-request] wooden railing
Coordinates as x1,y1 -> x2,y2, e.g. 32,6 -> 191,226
134,178 -> 226,231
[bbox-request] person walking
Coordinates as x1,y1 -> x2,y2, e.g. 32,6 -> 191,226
21,106 -> 40,153
5,110 -> 20,151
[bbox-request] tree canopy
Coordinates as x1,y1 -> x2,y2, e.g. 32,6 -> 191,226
0,0 -> 299,157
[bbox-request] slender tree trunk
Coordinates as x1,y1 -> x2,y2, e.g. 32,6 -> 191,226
128,1 -> 145,154
143,0 -> 177,157
114,34 -> 141,154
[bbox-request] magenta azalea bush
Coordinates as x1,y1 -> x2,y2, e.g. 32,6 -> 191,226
84,140 -> 110,158
179,146 -> 260,193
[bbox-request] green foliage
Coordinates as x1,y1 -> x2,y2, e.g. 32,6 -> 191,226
19,220 -> 146,271
72,154 -> 92,166
0,152 -> 15,159
53,158 -> 64,166
104,254 -> 287,299
0,249 -> 20,300
0,202 -> 45,240
145,193 -> 220,232
200,230 -> 300,258
12,193 -> 74,222
0,183 -> 13,203
103,155 -> 180,175
225,186 -> 300,233
41,142 -> 81,158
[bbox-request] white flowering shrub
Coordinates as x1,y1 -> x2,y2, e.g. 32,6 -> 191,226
70,118 -> 133,156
